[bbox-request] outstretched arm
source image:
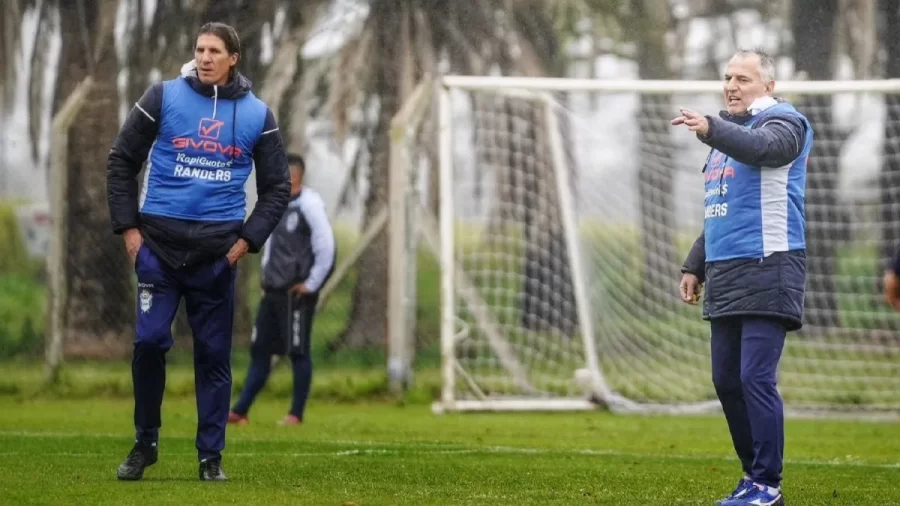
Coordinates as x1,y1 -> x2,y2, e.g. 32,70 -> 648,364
241,108 -> 291,253
699,113 -> 807,168
672,107 -> 808,168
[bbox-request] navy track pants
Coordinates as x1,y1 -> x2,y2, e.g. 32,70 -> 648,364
710,316 -> 787,488
132,243 -> 236,461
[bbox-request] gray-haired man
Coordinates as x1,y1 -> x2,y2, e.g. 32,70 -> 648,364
674,49 -> 812,506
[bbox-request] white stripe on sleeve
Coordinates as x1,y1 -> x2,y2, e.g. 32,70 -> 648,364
298,189 -> 335,292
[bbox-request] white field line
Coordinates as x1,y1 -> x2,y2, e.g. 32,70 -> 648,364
0,430 -> 897,470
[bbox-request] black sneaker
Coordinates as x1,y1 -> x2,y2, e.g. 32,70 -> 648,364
116,442 -> 158,481
199,457 -> 227,481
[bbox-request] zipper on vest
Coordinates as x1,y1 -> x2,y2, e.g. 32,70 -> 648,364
719,155 -> 728,185
212,85 -> 218,119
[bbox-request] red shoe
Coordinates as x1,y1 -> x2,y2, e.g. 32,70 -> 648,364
227,411 -> 249,425
278,414 -> 302,426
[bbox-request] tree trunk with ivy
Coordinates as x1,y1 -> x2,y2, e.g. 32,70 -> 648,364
330,0 -> 409,350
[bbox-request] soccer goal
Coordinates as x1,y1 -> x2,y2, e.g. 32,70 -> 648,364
431,75 -> 900,419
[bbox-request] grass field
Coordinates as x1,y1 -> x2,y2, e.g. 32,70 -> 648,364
1,362 -> 899,505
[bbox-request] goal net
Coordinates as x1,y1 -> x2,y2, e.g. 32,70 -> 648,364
433,75 -> 900,418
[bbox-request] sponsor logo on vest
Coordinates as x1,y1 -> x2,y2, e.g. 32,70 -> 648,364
174,164 -> 233,182
175,152 -> 232,168
198,118 -> 224,139
705,166 -> 735,182
705,183 -> 728,198
172,137 -> 243,158
172,117 -> 243,157
705,203 -> 728,218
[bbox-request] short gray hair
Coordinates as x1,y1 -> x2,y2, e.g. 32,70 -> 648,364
731,48 -> 776,82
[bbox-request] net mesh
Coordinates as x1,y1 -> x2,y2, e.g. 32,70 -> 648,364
442,83 -> 900,416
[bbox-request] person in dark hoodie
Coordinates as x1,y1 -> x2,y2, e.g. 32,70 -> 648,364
106,22 -> 290,482
673,48 -> 812,506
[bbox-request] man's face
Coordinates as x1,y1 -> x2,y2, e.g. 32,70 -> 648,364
290,165 -> 304,194
194,34 -> 237,86
722,54 -> 773,115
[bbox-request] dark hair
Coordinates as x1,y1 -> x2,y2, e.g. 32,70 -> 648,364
197,22 -> 242,58
287,154 -> 305,173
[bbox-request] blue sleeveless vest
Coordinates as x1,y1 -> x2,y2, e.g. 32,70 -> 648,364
139,77 -> 267,221
703,102 -> 813,262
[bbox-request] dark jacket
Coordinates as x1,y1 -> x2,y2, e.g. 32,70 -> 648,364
106,68 -> 290,270
261,187 -> 336,292
681,98 -> 810,331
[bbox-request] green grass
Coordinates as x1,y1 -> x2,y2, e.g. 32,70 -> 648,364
0,395 -> 899,505
0,357 -> 443,405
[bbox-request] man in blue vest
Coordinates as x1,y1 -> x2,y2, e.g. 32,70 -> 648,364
674,48 -> 813,506
106,22 -> 290,482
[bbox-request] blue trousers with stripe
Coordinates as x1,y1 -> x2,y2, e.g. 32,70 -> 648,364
132,243 -> 236,461
710,316 -> 787,488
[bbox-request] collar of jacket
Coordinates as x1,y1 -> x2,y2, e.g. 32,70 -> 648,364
717,95 -> 782,125
178,60 -> 252,100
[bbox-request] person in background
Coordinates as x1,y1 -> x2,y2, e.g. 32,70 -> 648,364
229,154 -> 336,426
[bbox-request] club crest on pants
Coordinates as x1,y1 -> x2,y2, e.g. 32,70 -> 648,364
140,289 -> 153,313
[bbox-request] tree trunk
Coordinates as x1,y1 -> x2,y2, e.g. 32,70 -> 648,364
331,0 -> 406,350
1,0 -> 58,201
480,20 -> 578,338
517,98 -> 578,338
477,98 -> 578,339
792,0 -> 842,329
58,0 -> 133,357
0,0 -> 24,106
634,0 -> 677,311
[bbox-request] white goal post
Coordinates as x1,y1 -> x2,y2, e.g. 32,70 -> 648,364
430,74 -> 900,419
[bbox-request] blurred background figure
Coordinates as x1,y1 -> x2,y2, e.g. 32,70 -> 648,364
230,154 -> 335,426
